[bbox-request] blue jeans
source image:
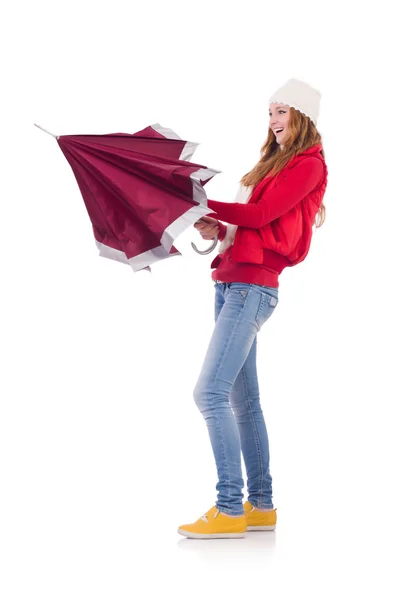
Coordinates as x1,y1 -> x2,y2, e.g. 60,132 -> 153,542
193,281 -> 279,516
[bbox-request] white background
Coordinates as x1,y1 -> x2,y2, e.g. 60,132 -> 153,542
2,0 -> 397,598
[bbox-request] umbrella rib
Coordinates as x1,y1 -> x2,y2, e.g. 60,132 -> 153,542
62,136 -> 206,180
61,139 -> 208,207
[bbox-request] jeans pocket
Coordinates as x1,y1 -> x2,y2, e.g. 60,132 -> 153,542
255,292 -> 279,330
227,282 -> 250,304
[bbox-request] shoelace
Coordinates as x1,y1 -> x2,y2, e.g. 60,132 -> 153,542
200,509 -> 219,522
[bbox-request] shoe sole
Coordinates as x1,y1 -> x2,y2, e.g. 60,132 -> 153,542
247,525 -> 276,531
177,528 -> 246,539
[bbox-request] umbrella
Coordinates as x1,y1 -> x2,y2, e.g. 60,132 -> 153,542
34,122 -> 220,272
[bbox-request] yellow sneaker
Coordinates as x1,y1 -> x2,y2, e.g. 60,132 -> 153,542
244,500 -> 277,531
177,506 -> 247,539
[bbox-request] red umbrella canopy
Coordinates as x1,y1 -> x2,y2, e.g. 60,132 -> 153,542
35,123 -> 221,272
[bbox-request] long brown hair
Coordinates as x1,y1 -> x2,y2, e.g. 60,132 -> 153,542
239,107 -> 326,228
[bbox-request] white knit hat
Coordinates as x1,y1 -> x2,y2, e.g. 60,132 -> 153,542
269,78 -> 321,125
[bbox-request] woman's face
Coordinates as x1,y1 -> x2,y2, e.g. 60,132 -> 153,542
269,103 -> 291,147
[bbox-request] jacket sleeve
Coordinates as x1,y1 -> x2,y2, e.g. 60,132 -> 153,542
206,157 -> 323,229
217,221 -> 227,242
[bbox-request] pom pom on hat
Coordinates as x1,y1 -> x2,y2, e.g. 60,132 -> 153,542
269,78 -> 321,125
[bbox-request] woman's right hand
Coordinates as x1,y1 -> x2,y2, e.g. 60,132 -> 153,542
194,216 -> 220,240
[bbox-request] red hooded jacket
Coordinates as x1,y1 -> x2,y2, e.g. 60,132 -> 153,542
206,143 -> 328,288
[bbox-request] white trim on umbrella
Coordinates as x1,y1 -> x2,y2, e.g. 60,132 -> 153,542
149,123 -> 200,162
95,239 -> 181,273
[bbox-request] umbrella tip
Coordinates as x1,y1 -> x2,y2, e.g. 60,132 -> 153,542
34,123 -> 59,139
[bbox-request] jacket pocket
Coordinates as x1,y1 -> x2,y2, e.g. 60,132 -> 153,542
210,254 -> 222,269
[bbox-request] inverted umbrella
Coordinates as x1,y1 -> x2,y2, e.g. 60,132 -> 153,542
34,122 -> 220,272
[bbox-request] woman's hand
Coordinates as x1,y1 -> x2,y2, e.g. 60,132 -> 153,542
194,216 -> 220,240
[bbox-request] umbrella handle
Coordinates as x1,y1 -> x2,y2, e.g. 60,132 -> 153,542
191,236 -> 218,255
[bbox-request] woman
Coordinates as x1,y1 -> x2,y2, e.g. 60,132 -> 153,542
177,78 -> 328,539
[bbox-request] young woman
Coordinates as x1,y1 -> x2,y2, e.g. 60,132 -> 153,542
177,78 -> 328,539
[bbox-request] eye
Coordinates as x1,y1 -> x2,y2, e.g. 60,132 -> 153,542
269,110 -> 286,116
